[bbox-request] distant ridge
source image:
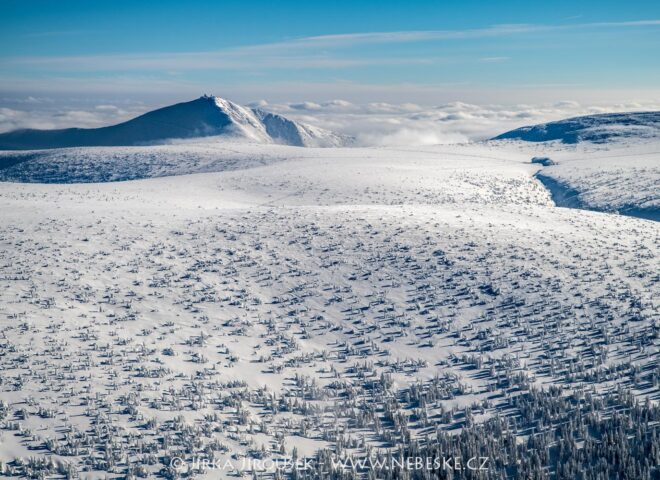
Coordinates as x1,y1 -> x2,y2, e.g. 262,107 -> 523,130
0,95 -> 351,150
492,111 -> 660,143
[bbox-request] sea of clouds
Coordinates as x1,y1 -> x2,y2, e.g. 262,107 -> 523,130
2,96 -> 660,146
259,99 -> 660,145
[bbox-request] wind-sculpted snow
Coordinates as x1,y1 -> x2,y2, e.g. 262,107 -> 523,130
2,138 -> 658,223
0,143 -> 299,183
0,148 -> 658,478
537,160 -> 660,220
496,139 -> 660,220
493,111 -> 660,144
0,144 -> 548,206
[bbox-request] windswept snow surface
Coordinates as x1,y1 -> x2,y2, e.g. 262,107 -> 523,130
492,138 -> 660,220
489,111 -> 660,219
0,141 -> 658,478
2,136 -> 658,220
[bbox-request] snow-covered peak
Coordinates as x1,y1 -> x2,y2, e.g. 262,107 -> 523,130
0,95 -> 352,150
208,96 -> 271,143
251,108 -> 350,147
177,95 -> 350,147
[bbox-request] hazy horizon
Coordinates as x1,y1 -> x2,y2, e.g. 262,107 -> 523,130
3,1 -> 660,142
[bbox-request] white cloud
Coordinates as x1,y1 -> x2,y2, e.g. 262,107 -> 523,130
4,20 -> 659,73
248,99 -> 269,109
94,104 -> 122,112
479,56 -> 510,63
290,101 -> 322,111
3,97 -> 660,147
0,103 -> 145,133
262,99 -> 660,145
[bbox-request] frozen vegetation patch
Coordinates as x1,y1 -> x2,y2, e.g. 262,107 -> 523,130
0,131 -> 658,478
0,191 -> 657,477
0,144 -> 294,183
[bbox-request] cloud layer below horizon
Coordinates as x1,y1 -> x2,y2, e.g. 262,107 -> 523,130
3,97 -> 660,146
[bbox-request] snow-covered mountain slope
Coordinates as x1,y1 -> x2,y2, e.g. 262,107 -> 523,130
0,143 -> 290,183
493,138 -> 660,220
2,139 -> 657,222
0,144 -> 552,207
253,108 -> 348,147
0,95 -> 351,150
492,111 -> 660,144
0,147 -> 658,478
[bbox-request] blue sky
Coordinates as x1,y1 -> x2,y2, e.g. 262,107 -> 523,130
1,0 -> 660,105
